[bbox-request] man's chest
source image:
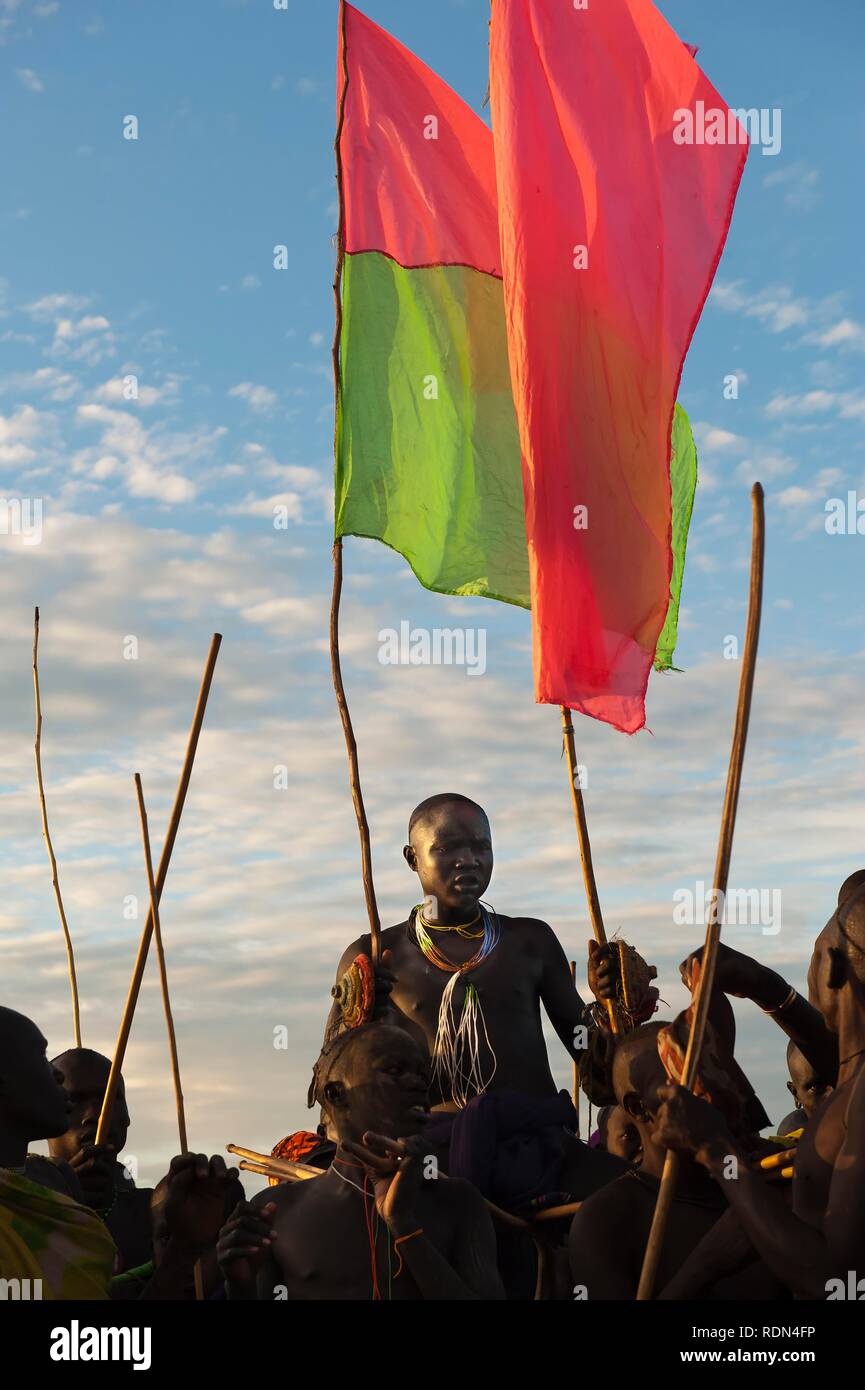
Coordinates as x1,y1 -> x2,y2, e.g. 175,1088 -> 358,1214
388,928 -> 542,1016
793,1087 -> 849,1223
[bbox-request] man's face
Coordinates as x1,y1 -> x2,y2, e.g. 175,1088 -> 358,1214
335,1029 -> 431,1143
48,1053 -> 130,1161
405,804 -> 493,916
0,1019 -> 71,1141
787,1051 -> 833,1118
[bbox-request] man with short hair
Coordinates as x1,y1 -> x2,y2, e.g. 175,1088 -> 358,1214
217,1023 -> 505,1300
0,1007 -> 115,1299
653,881 -> 865,1299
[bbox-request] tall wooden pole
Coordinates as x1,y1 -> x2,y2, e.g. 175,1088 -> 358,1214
134,774 -> 188,1154
561,709 -> 619,1035
570,960 -> 580,1136
134,772 -> 203,1301
96,634 -> 222,1147
33,607 -> 82,1048
329,0 -> 381,965
637,483 -> 765,1300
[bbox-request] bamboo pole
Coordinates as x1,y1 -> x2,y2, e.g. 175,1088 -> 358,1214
328,0 -> 381,966
135,773 -> 188,1153
95,633 -> 222,1147
560,709 -> 619,1034
33,607 -> 82,1048
636,483 -> 765,1301
570,959 -> 580,1135
134,771 -> 203,1300
227,1144 -> 321,1182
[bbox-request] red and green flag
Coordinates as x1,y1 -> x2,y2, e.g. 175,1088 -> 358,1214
334,1 -> 742,731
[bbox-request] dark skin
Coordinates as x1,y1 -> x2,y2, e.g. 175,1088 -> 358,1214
326,801 -> 617,1111
217,1026 -> 505,1301
653,901 -> 865,1300
569,1025 -> 783,1300
0,1008 -> 72,1171
785,1041 -> 833,1121
114,1155 -> 242,1301
48,1049 -> 152,1271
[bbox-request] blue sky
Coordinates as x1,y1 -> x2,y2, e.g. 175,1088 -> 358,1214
1,0 -> 863,1183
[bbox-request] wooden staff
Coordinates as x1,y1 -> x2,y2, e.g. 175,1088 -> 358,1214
227,1144 -> 321,1182
328,0 -> 381,966
134,771 -> 203,1300
570,960 -> 580,1135
135,773 -> 188,1152
636,483 -> 765,1301
560,708 -> 619,1034
95,633 -> 222,1147
33,607 -> 82,1048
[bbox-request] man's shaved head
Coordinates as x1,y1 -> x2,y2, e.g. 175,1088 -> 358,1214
0,1006 -> 71,1145
612,1022 -> 670,1116
408,793 -> 487,841
48,1046 -> 130,1162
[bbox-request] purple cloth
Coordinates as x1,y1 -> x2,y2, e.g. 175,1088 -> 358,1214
425,1089 -> 577,1214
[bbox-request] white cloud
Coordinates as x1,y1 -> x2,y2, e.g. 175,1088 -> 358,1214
228,382 -> 277,413
16,67 -> 44,93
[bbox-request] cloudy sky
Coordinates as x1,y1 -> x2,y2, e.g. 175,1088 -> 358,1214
1,0 -> 863,1188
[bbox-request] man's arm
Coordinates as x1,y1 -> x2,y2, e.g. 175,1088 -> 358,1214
653,1085 -> 834,1299
569,1187 -> 638,1299
397,1180 -> 505,1301
682,944 -> 838,1080
822,1063 -> 865,1274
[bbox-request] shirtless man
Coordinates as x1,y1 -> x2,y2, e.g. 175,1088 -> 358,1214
568,1022 -> 782,1300
0,1007 -> 116,1298
217,1024 -> 504,1300
48,1048 -> 153,1272
327,795 -> 619,1107
652,881 -> 865,1299
325,795 -> 632,1205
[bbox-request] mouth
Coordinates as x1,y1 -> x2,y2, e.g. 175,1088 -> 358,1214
453,876 -> 480,892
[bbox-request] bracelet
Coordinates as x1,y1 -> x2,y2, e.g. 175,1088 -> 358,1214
761,986 -> 797,1015
393,1227 -> 424,1278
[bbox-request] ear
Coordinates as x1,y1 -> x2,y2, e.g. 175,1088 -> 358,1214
403,844 -> 417,872
786,1080 -> 796,1099
828,946 -> 848,991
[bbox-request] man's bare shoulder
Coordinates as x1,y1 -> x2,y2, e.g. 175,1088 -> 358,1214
497,914 -> 561,949
249,1180 -> 314,1213
570,1172 -> 641,1229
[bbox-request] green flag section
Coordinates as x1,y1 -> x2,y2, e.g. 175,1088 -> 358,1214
335,3 -> 699,678
655,404 -> 698,672
336,252 -> 529,607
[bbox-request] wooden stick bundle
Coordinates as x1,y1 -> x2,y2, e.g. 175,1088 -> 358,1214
636,484 -> 765,1301
95,633 -> 222,1147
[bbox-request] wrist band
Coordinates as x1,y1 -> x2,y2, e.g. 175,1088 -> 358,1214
393,1227 -> 423,1278
761,985 -> 797,1015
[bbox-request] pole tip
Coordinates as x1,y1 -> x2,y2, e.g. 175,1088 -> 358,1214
751,481 -> 764,502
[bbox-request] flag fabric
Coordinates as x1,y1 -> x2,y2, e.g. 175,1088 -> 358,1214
335,1 -> 726,725
489,0 -> 747,730
335,2 -> 529,607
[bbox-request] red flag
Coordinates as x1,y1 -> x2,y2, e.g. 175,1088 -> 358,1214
490,0 -> 747,732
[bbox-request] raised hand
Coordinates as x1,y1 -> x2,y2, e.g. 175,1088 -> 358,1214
341,1131 -> 428,1235
216,1199 -> 277,1288
162,1152 -> 237,1251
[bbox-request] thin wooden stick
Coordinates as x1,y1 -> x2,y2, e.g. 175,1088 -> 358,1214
135,773 -> 188,1153
560,708 -> 618,1034
328,1 -> 381,965
134,771 -> 203,1301
96,633 -> 222,1148
637,483 -> 765,1301
33,607 -> 82,1048
570,960 -> 580,1135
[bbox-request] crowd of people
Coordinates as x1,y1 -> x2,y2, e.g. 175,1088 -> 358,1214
2,792 -> 863,1301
